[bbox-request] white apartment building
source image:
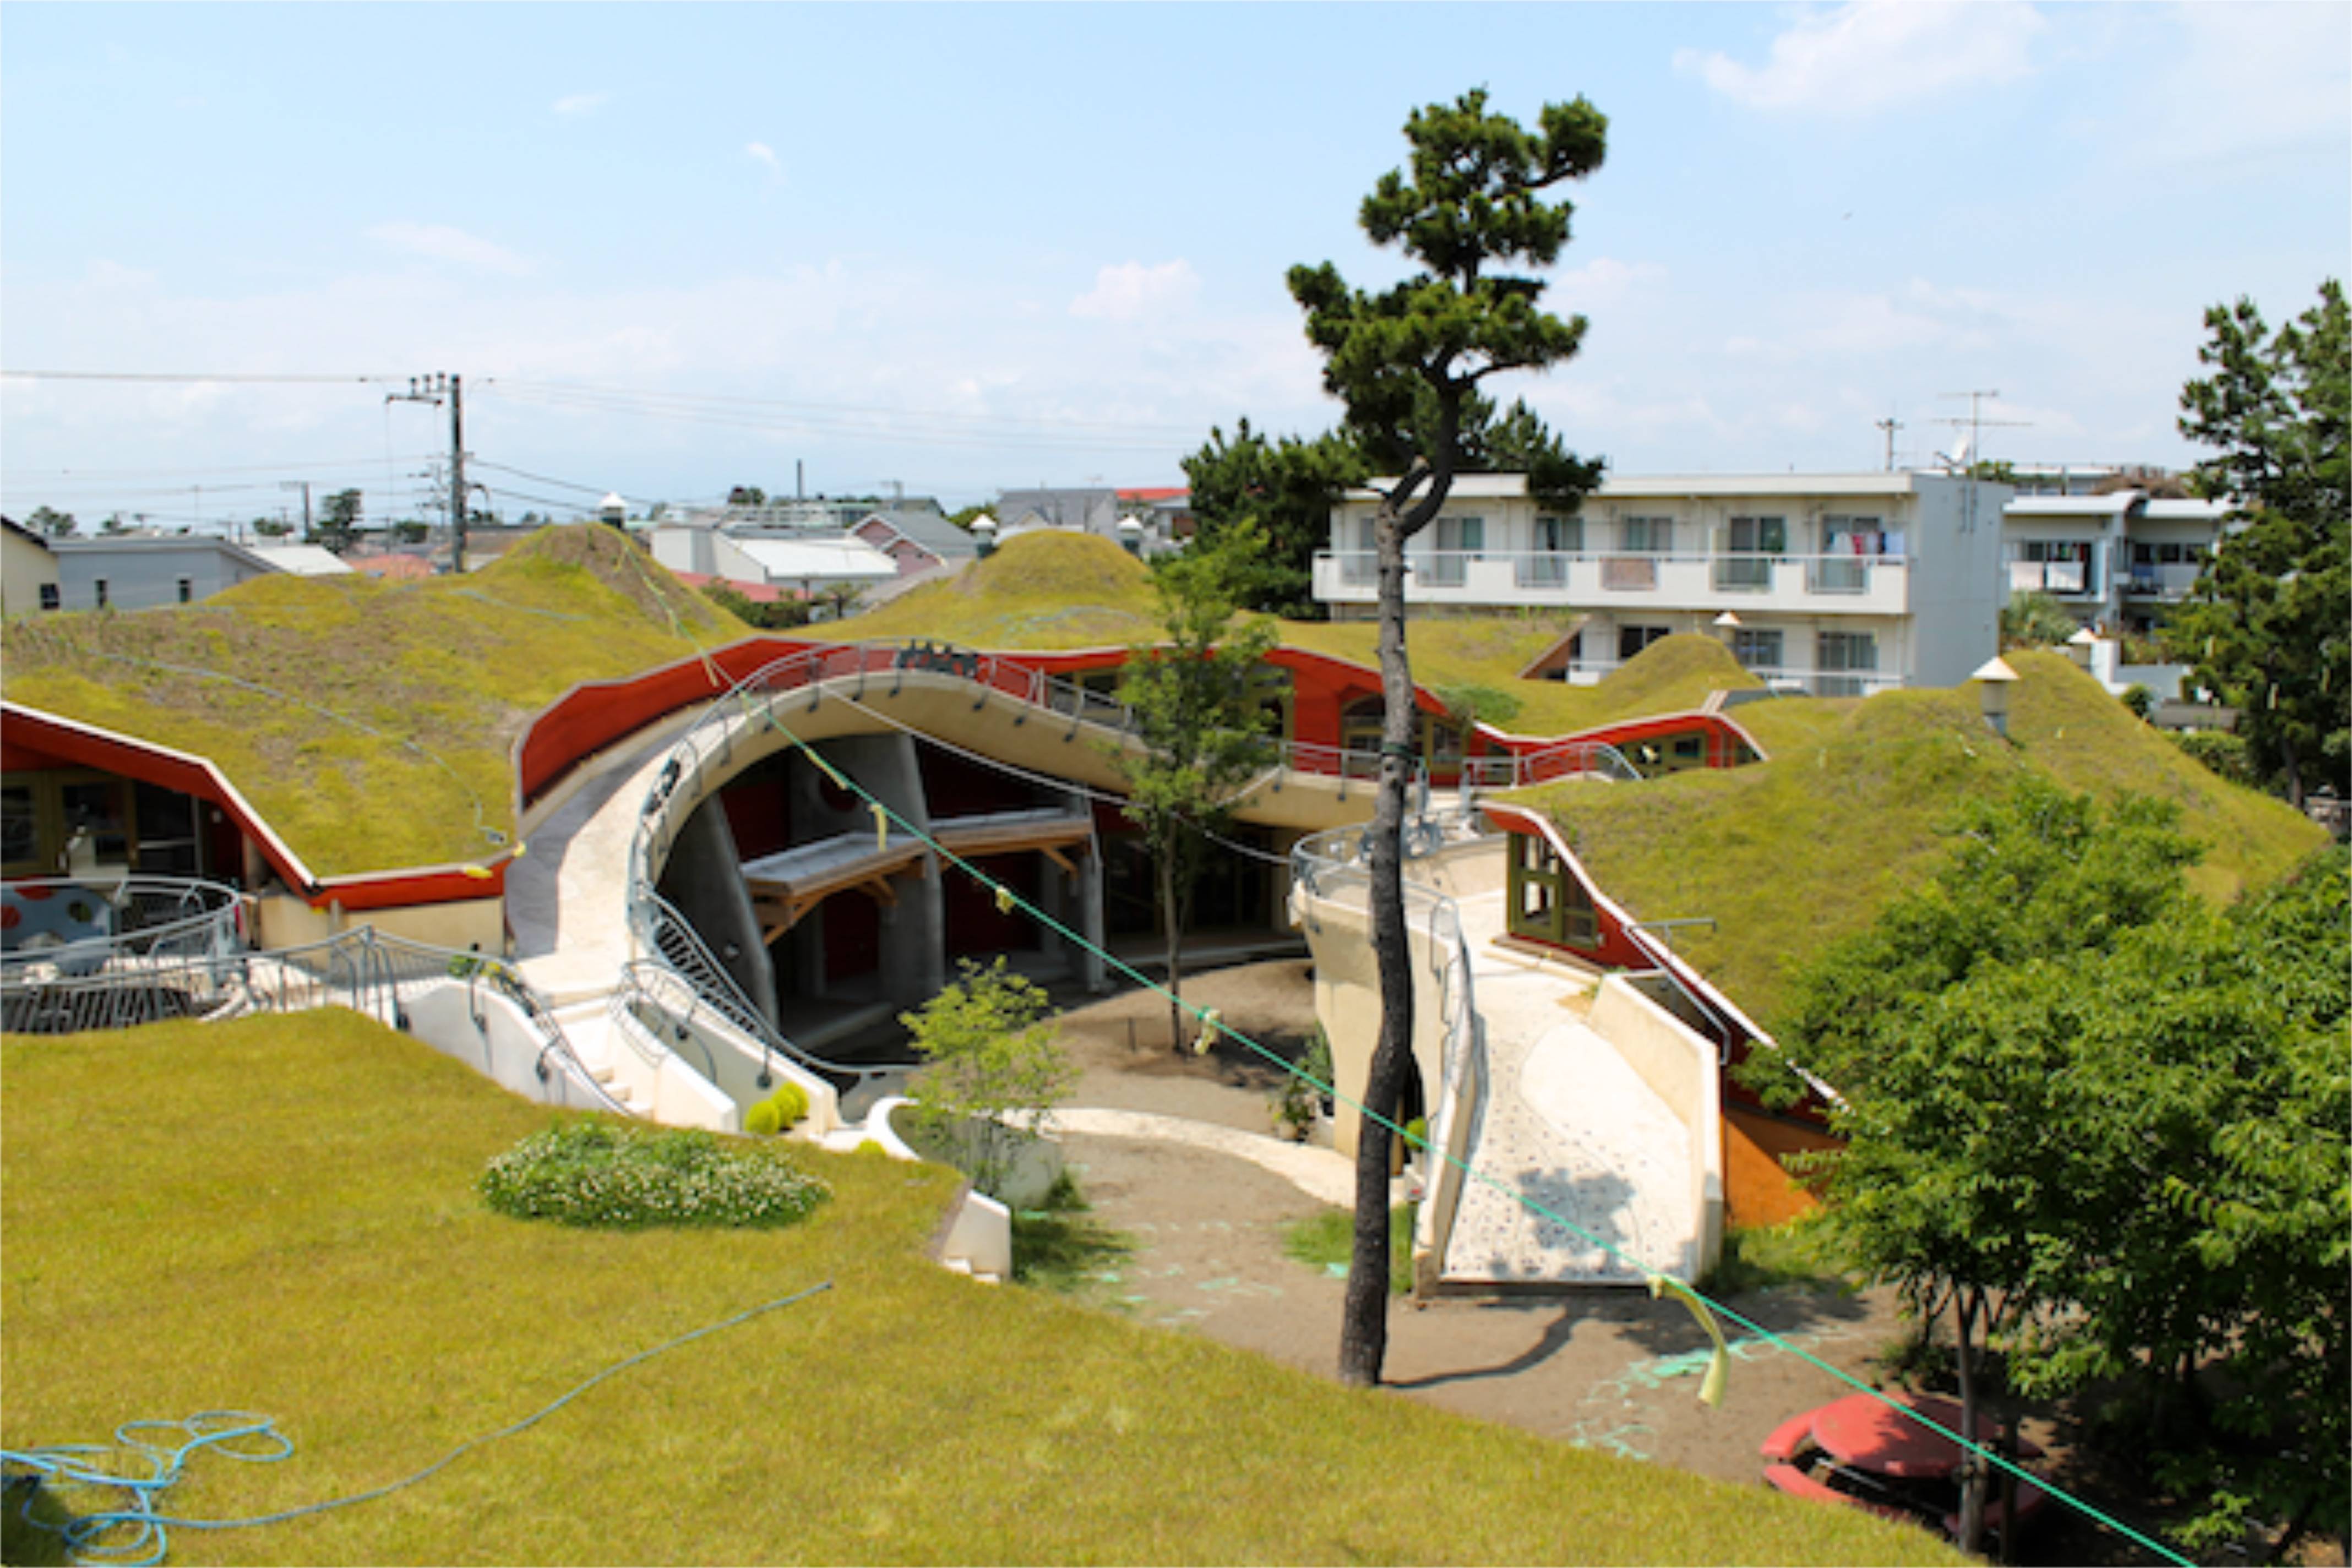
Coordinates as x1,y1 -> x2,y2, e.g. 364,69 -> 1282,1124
1315,471 -> 2010,695
2001,490 -> 2233,637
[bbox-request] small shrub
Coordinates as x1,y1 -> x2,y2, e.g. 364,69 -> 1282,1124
744,1099 -> 781,1136
764,1081 -> 809,1128
902,959 -> 1074,1200
2119,683 -> 2155,720
478,1119 -> 828,1230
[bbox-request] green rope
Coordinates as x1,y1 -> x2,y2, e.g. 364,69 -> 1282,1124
759,707 -> 2191,1567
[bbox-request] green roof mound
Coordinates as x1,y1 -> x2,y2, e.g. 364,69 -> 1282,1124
839,530 -> 1160,650
1520,650 -> 2327,1025
2,526 -> 748,876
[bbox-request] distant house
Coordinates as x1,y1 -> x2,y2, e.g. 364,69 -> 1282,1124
850,507 -> 978,577
1,518 -> 61,616
645,524 -> 897,611
249,544 -> 358,580
46,535 -> 290,612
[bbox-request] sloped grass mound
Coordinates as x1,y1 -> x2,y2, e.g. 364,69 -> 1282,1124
1525,655 -> 2326,1026
478,1120 -> 828,1230
0,527 -> 749,876
840,530 -> 1160,649
2,1011 -> 1956,1566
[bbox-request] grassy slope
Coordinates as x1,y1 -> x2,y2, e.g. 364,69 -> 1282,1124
0,1012 -> 1956,1567
1517,650 -> 2327,1027
1,529 -> 747,878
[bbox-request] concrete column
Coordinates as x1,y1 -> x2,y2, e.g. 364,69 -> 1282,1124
1078,842 -> 1108,994
658,799 -> 781,1028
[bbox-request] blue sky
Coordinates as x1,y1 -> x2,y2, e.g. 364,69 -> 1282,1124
4,2 -> 2346,529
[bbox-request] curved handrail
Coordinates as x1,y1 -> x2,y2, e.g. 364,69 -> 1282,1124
1,875 -> 248,984
634,890 -> 899,1087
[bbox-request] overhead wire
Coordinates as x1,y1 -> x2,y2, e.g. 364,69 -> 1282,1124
743,692 -> 2195,1568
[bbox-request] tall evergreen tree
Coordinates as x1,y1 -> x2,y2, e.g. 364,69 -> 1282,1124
1288,88 -> 1607,1387
2167,279 -> 2349,807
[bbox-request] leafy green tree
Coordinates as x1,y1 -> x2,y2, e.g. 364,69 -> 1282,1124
901,959 -> 1077,1200
1289,87 -> 1608,1387
23,505 -> 75,538
312,488 -> 363,556
1113,520 -> 1280,1050
1181,420 -> 1367,616
99,513 -> 129,536
1999,590 -> 2079,649
393,520 -> 430,545
2166,280 -> 2350,808
253,516 -> 294,538
1775,785 -> 2348,1558
2017,851 -> 2348,1560
1774,781 -> 2205,1550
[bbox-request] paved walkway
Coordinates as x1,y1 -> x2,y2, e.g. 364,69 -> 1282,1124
1052,1106 -> 1408,1210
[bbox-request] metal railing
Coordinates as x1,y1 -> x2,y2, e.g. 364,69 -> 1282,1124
1,876 -> 247,984
1,918 -> 623,1112
633,889 -> 899,1090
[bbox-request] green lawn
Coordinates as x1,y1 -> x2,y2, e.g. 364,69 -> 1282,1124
2,1010 -> 1958,1566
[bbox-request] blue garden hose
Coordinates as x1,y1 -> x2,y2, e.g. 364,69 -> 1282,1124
1,1280 -> 833,1567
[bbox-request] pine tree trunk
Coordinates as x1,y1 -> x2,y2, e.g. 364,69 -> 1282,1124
1339,502 -> 1422,1387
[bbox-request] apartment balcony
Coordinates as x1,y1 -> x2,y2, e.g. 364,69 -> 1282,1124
2006,559 -> 2102,598
2122,563 -> 2203,602
1314,549 -> 1910,617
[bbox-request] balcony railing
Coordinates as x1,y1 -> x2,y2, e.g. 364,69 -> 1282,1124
2007,559 -> 2098,596
1314,550 -> 1909,613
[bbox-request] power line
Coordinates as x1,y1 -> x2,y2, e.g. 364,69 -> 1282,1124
2,370 -> 405,384
489,377 -> 1205,438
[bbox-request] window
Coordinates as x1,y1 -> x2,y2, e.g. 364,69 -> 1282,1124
1813,515 -> 1886,593
1618,624 -> 1670,662
1620,515 -> 1674,554
37,583 -> 58,611
1522,514 -> 1580,587
176,577 -> 194,603
1817,630 -> 1879,696
1344,518 -> 1376,586
1425,515 -> 1483,586
94,579 -> 109,608
1732,628 -> 1784,671
1508,831 -> 1600,948
1719,515 -> 1786,589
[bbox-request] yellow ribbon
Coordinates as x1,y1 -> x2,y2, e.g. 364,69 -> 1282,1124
1648,1273 -> 1729,1408
870,801 -> 889,851
994,885 -> 1016,915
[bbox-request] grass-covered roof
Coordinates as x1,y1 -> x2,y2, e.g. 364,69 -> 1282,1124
1,527 -> 748,876
1513,650 -> 2329,1027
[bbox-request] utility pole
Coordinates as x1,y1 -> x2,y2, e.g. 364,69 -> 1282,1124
388,373 -> 469,571
1875,415 -> 1903,472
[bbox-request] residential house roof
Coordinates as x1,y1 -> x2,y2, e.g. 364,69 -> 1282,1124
735,537 -> 899,584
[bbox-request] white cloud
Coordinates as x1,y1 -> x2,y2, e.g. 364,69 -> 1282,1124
365,222 -> 531,277
553,92 -> 610,118
745,142 -> 783,181
1675,2 -> 2046,116
2138,2 -> 2349,168
1069,259 -> 1201,323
